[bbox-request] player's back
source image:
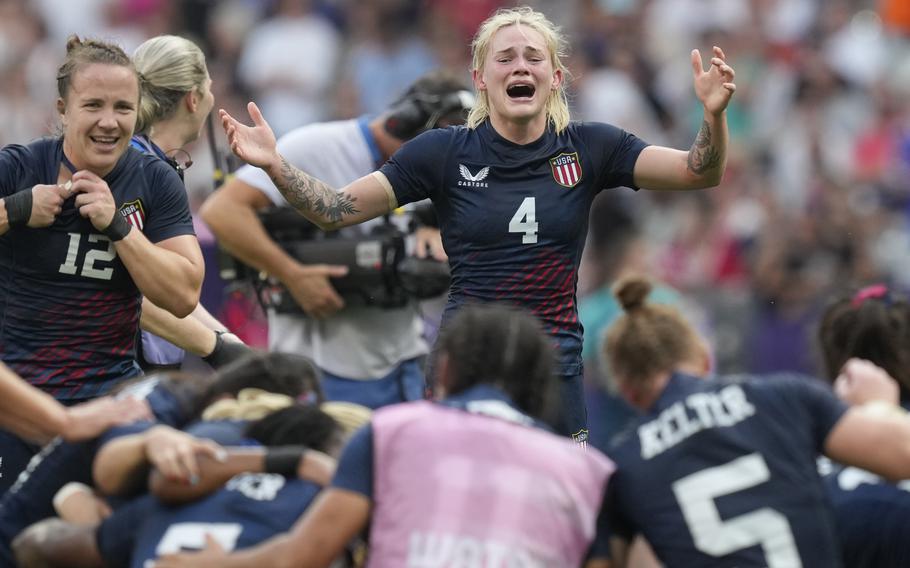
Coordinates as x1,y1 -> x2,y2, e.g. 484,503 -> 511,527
131,473 -> 318,567
822,460 -> 910,567
608,372 -> 846,568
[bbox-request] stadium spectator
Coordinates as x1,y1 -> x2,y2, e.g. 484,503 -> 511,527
130,34 -> 248,371
217,5 -> 736,444
152,304 -> 615,568
0,36 -> 203,489
598,275 -> 910,567
201,70 -> 471,409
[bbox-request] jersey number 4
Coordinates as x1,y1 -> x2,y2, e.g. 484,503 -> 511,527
672,453 -> 801,567
58,232 -> 116,281
509,197 -> 539,244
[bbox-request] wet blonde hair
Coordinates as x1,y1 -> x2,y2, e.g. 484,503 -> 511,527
133,35 -> 209,133
604,276 -> 703,387
467,6 -> 571,133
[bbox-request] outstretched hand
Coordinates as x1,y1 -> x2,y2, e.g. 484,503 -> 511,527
220,102 -> 280,171
692,46 -> 736,116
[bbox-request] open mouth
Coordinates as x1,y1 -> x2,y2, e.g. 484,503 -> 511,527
90,135 -> 120,149
506,83 -> 536,100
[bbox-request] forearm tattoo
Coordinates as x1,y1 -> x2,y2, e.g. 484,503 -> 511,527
271,158 -> 359,224
687,120 -> 721,175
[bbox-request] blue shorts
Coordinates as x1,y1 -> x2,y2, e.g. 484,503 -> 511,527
555,373 -> 589,445
320,358 -> 426,410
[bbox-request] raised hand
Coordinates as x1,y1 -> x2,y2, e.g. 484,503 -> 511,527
71,170 -> 118,231
28,183 -> 72,227
692,46 -> 736,116
220,102 -> 280,171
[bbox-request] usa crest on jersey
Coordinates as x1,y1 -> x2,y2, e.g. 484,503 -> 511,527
549,152 -> 582,188
119,199 -> 145,230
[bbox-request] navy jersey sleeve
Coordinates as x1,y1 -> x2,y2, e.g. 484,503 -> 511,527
96,494 -> 158,567
379,128 -> 452,207
784,375 -> 848,453
141,157 -> 195,243
330,424 -> 373,499
0,143 -> 36,196
578,122 -> 649,190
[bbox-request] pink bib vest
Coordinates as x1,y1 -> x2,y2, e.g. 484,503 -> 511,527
367,400 -> 615,567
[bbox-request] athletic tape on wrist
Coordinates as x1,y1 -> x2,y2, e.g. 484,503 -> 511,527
4,188 -> 33,227
103,211 -> 131,241
264,446 -> 306,477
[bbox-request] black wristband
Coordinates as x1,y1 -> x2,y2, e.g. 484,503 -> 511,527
4,188 -> 33,227
264,446 -> 306,477
102,211 -> 131,241
203,331 -> 252,369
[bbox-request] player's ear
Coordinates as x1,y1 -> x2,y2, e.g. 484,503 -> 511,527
56,98 -> 66,122
551,67 -> 563,91
472,68 -> 486,92
185,90 -> 198,113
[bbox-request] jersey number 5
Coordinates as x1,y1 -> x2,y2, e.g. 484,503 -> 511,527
672,453 -> 801,567
155,522 -> 242,556
58,232 -> 116,281
509,197 -> 538,244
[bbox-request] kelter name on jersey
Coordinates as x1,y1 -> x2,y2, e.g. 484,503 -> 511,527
639,385 -> 756,460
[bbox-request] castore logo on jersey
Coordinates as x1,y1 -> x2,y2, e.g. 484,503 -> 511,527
458,164 -> 490,188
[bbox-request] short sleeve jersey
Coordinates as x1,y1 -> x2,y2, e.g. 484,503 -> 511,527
381,120 -> 647,375
821,460 -> 910,567
0,138 -> 195,400
129,474 -> 319,567
606,372 -> 848,568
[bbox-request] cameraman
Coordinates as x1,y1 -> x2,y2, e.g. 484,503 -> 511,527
201,71 -> 471,409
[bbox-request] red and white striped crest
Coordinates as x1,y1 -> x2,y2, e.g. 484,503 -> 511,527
549,152 -> 582,188
118,199 -> 146,231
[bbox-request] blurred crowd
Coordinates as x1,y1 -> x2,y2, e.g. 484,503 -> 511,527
0,0 -> 908,379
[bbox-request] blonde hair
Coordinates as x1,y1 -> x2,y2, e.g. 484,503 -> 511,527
467,6 -> 571,133
133,35 -> 209,133
604,276 -> 702,387
201,388 -> 293,421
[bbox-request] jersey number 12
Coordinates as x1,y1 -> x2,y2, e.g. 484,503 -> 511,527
509,197 -> 538,244
58,232 -> 116,281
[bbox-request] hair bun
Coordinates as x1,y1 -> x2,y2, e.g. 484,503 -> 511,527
65,34 -> 83,54
614,275 -> 653,312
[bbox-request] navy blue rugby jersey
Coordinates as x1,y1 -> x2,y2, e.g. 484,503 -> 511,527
380,120 -> 648,375
606,372 -> 847,568
0,138 -> 195,400
821,460 -> 910,567
129,474 -> 319,567
0,375 -> 202,567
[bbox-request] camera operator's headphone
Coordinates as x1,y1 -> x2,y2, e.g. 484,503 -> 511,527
383,80 -> 475,141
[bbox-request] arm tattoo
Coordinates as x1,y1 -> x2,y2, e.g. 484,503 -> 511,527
687,120 -> 721,175
271,158 -> 359,224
